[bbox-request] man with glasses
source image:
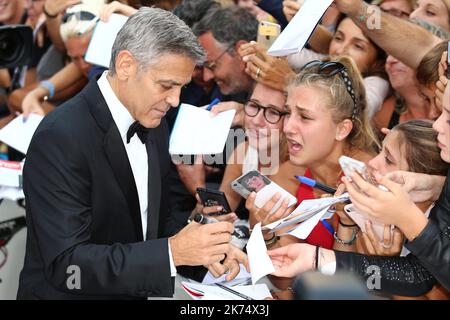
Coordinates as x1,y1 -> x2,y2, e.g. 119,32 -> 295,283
170,6 -> 258,226
193,6 -> 258,98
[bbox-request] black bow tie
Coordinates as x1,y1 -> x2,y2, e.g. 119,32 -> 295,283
126,121 -> 149,144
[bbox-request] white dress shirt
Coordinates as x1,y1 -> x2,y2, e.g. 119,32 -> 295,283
97,72 -> 176,276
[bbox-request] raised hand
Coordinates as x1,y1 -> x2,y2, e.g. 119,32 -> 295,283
44,0 -> 82,17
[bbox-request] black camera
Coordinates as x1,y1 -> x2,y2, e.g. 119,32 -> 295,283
0,25 -> 33,69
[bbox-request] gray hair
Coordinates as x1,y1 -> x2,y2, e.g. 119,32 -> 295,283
192,6 -> 258,49
109,7 -> 205,74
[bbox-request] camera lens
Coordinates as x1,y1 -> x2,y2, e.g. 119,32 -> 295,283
0,25 -> 33,69
0,33 -> 21,64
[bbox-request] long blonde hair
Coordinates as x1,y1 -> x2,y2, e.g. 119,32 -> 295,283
288,55 -> 380,155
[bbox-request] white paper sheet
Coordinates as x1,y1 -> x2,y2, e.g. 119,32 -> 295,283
181,281 -> 271,300
263,194 -> 349,232
246,223 -> 275,285
287,207 -> 329,239
268,0 -> 333,57
0,186 -> 24,200
84,14 -> 128,68
0,114 -> 43,154
169,104 -> 235,154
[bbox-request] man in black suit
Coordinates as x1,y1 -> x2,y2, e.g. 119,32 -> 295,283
17,7 -> 238,299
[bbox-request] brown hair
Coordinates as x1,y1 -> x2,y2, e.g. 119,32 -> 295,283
417,41 -> 448,86
333,16 -> 388,79
393,119 -> 449,175
288,55 -> 380,154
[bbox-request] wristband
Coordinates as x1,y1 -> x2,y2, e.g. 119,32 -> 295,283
40,80 -> 55,99
43,5 -> 58,19
338,219 -> 358,228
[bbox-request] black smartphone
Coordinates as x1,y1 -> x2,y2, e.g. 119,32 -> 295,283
196,187 -> 232,216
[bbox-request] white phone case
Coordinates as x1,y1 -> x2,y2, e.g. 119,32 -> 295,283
231,170 -> 297,214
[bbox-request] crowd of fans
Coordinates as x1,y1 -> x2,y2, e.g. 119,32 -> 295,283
1,0 -> 449,300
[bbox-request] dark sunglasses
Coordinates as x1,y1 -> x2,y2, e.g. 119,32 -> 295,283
62,11 -> 97,24
244,100 -> 289,124
303,60 -> 358,121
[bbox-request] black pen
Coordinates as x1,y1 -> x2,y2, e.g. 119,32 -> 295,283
215,283 -> 254,300
193,213 -> 241,238
295,175 -> 337,194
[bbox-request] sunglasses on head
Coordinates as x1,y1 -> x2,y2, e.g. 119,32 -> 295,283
303,60 -> 358,121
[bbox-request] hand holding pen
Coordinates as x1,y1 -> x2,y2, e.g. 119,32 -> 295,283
193,213 -> 242,238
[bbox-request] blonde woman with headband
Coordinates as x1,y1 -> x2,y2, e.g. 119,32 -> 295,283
245,55 -> 379,290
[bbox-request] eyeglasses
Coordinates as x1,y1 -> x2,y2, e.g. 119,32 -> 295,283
303,60 -> 358,121
61,10 -> 97,24
203,44 -> 234,71
244,100 -> 289,124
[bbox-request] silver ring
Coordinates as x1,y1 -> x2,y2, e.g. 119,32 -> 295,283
381,242 -> 392,249
256,67 -> 261,79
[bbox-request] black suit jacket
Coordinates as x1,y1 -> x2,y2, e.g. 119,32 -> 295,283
17,79 -> 175,299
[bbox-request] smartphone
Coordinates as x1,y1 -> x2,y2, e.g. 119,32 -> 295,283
257,21 -> 281,50
339,156 -> 370,180
196,187 -> 232,216
231,170 -> 297,214
344,204 -> 393,240
338,156 -> 388,191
